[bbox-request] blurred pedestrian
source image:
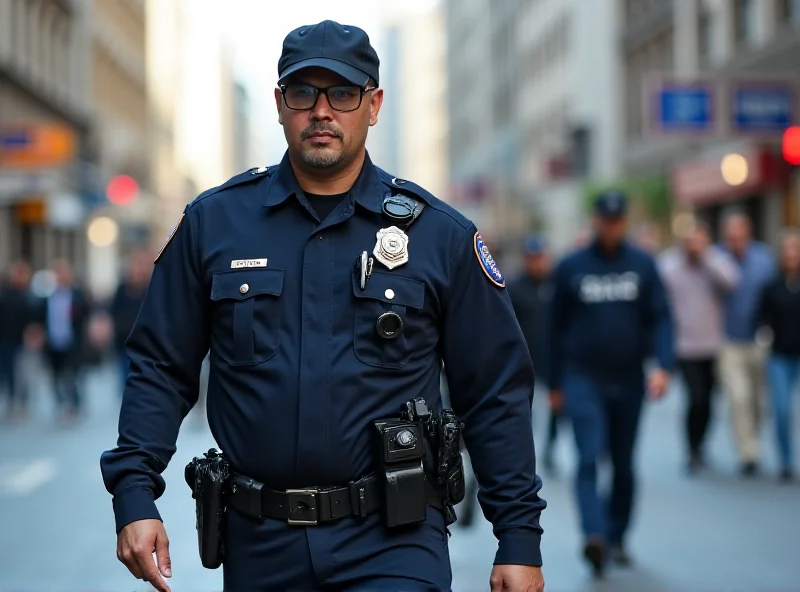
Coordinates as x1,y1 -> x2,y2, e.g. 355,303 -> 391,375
758,228 -> 800,482
40,259 -> 90,424
548,189 -> 674,577
659,221 -> 740,473
718,212 -> 776,476
0,260 -> 37,421
507,235 -> 560,471
110,250 -> 152,393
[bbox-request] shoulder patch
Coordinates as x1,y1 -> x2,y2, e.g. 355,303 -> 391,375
473,231 -> 505,288
154,213 -> 184,263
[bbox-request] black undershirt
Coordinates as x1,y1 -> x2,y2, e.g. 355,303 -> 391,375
304,192 -> 348,222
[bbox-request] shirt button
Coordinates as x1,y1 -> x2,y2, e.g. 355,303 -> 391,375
318,235 -> 324,240
239,284 -> 249,294
385,289 -> 395,300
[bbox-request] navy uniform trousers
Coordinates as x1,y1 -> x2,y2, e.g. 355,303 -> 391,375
224,507 -> 451,590
562,371 -> 645,547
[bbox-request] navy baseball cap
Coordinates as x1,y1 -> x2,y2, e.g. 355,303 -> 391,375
594,190 -> 628,218
524,235 -> 547,255
278,20 -> 380,87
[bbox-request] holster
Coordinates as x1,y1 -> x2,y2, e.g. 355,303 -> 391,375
184,448 -> 230,569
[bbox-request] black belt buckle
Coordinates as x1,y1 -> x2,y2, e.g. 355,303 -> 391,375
286,488 -> 319,525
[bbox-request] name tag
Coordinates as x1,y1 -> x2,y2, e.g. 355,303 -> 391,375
230,259 -> 268,269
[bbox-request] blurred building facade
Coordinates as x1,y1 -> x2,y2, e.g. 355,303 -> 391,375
623,0 -> 800,241
370,3 -> 448,199
233,81 -> 252,173
87,0 -> 151,299
516,0 -> 623,253
444,0 -> 624,255
1,0 -> 257,289
444,0 -> 510,242
0,0 -> 93,274
145,0 -> 250,247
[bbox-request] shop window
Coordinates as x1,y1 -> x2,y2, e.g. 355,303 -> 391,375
698,7 -> 712,66
733,0 -> 756,47
778,0 -> 800,25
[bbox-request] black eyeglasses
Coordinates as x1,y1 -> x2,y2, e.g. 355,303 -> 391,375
280,84 -> 377,112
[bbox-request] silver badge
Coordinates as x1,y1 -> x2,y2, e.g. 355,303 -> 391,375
373,226 -> 409,270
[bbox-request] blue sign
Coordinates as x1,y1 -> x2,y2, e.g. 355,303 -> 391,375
731,85 -> 795,132
0,129 -> 32,149
657,85 -> 715,132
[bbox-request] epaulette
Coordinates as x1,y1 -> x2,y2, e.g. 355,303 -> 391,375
376,168 -> 436,206
190,165 -> 276,207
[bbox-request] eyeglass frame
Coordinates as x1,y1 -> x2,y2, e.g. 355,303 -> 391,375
279,83 -> 378,112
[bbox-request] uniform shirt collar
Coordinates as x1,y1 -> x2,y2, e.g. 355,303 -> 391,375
264,150 -> 384,214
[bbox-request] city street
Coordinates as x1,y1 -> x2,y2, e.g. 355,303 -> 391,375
1,357 -> 798,592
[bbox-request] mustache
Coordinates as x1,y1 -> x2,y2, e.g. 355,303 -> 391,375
300,123 -> 344,140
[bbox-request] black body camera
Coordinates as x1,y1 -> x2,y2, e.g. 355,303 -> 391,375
373,404 -> 428,528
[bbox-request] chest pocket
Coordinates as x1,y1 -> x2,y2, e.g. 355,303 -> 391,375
210,269 -> 284,366
352,271 -> 425,369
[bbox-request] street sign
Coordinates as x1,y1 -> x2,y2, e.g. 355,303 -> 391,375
730,82 -> 795,132
653,83 -> 716,133
0,123 -> 77,167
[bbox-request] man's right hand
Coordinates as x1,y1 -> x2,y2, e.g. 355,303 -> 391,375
117,519 -> 172,592
548,389 -> 563,413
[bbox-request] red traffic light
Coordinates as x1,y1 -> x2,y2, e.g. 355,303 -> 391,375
106,174 -> 139,205
782,126 -> 800,166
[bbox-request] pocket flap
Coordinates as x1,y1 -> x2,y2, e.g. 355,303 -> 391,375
352,270 -> 425,309
211,268 -> 285,301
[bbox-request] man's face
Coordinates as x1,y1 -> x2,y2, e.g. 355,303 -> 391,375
129,252 -> 152,286
275,67 -> 383,173
723,216 -> 751,257
781,235 -> 800,274
683,226 -> 710,259
594,215 -> 627,247
9,261 -> 30,288
524,252 -> 550,278
49,259 -> 72,286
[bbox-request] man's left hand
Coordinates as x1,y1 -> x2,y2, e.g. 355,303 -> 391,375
647,368 -> 670,400
490,565 -> 544,592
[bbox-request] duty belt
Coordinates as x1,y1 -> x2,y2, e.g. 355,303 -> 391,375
228,472 -> 444,526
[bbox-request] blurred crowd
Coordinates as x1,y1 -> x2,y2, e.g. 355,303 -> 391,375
506,211 -> 800,484
0,250 -> 153,426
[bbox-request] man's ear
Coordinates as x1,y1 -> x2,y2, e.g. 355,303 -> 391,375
369,88 -> 384,127
274,88 -> 283,124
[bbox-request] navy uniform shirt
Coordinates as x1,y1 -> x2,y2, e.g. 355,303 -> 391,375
100,151 -> 546,566
548,239 -> 674,389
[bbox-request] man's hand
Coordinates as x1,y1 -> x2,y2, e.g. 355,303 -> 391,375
548,390 -> 563,413
647,368 -> 670,400
490,565 -> 544,591
117,519 -> 172,592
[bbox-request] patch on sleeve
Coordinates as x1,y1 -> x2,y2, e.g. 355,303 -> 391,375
154,213 -> 184,263
473,231 -> 505,288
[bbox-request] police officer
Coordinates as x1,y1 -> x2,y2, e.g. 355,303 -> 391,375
506,236 -> 560,472
547,190 -> 673,578
100,20 -> 546,592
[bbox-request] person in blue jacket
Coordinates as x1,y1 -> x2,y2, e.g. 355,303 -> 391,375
548,190 -> 674,578
99,20 -> 546,592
